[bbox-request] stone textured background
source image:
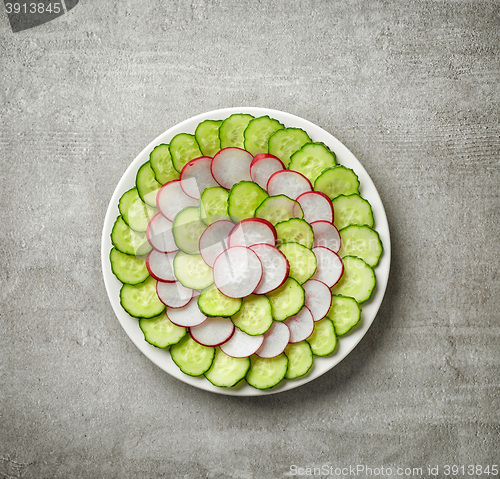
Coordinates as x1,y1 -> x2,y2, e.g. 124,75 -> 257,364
1,1 -> 498,478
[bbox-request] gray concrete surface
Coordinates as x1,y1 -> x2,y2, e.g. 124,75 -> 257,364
1,1 -> 498,478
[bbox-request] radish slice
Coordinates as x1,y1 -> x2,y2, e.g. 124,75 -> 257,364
157,180 -> 198,221
167,300 -> 207,327
146,250 -> 176,283
284,306 -> 315,343
311,246 -> 344,287
219,328 -> 264,358
296,191 -> 334,223
302,279 -> 332,322
213,246 -> 263,298
249,244 -> 290,294
255,321 -> 291,358
250,154 -> 285,190
211,148 -> 253,190
266,170 -> 313,199
227,218 -> 276,248
156,281 -> 193,309
147,213 -> 177,253
180,156 -> 218,199
190,317 -> 235,347
311,221 -> 341,253
198,220 -> 234,267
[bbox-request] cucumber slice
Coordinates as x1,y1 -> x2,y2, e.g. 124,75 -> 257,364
228,181 -> 268,222
245,353 -> 288,389
150,144 -> 180,185
111,216 -> 152,256
338,225 -> 383,267
172,206 -> 207,255
254,195 -> 303,226
266,277 -> 305,321
278,242 -> 317,284
170,335 -> 215,377
289,143 -> 337,183
195,119 -> 222,157
120,276 -> 165,318
327,295 -> 361,335
306,317 -> 337,356
173,251 -> 214,290
205,348 -> 250,387
244,116 -> 284,156
331,194 -> 374,230
200,186 -> 230,225
330,256 -> 375,303
198,285 -> 242,317
284,341 -> 313,379
314,166 -> 359,200
136,162 -> 162,207
139,312 -> 186,348
169,133 -> 202,173
219,113 -> 254,149
109,248 -> 149,285
275,218 -> 314,249
268,128 -> 311,167
231,294 -> 273,336
118,188 -> 157,232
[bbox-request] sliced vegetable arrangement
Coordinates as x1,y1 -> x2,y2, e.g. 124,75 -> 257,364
109,113 -> 383,390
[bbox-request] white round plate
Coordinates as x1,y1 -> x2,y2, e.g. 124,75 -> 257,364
101,107 -> 391,396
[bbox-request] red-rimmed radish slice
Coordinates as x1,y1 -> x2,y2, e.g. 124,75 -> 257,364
199,220 -> 234,267
211,148 -> 253,190
167,300 -> 207,327
255,321 -> 291,358
311,246 -> 344,287
266,170 -> 313,199
249,244 -> 289,294
284,306 -> 314,343
296,191 -> 334,223
213,246 -> 263,298
180,156 -> 218,199
146,250 -> 176,283
302,279 -> 332,322
227,218 -> 276,248
311,221 -> 341,253
219,328 -> 264,358
156,281 -> 193,309
146,213 -> 177,253
190,317 -> 235,347
157,180 -> 198,221
250,153 -> 285,190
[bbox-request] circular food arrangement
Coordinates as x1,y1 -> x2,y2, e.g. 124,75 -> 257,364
102,108 -> 390,395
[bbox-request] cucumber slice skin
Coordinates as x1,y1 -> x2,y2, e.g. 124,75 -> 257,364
219,114 -> 254,149
314,166 -> 360,200
172,206 -> 207,255
289,143 -> 337,183
244,116 -> 285,156
170,335 -> 215,377
267,128 -> 312,168
111,216 -> 152,256
231,294 -> 274,336
331,194 -> 374,230
136,162 -> 162,207
338,225 -> 383,267
139,312 -> 186,348
110,248 -> 149,285
228,181 -> 269,222
200,186 -> 230,225
245,353 -> 289,389
254,195 -> 304,226
330,255 -> 376,303
284,341 -> 313,379
149,144 -> 180,185
120,276 -> 166,319
204,348 -> 250,388
306,317 -> 337,356
197,286 -> 242,317
266,277 -> 305,321
173,251 -> 214,290
118,188 -> 157,233
328,295 -> 361,336
278,242 -> 317,285
195,119 -> 223,157
275,218 -> 314,249
169,133 -> 203,173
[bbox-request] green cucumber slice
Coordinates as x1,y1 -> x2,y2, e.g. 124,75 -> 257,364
169,133 -> 202,173
275,218 -> 314,249
172,206 -> 207,255
244,116 -> 284,156
173,251 -> 214,290
195,119 -> 222,157
254,195 -> 303,226
109,248 -> 149,285
170,335 -> 215,377
111,216 -> 152,256
120,276 -> 165,318
338,225 -> 383,267
228,181 -> 268,222
268,128 -> 311,167
266,277 -> 305,321
198,285 -> 242,317
245,353 -> 288,389
204,348 -> 250,387
219,113 -> 254,149
231,294 -> 273,336
139,312 -> 186,348
289,143 -> 337,183
150,144 -> 180,185
314,166 -> 359,200
278,242 -> 317,284
136,162 -> 162,207
306,317 -> 337,356
327,295 -> 361,335
118,188 -> 157,232
330,256 -> 375,303
284,341 -> 313,379
200,186 -> 230,225
331,194 -> 374,230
